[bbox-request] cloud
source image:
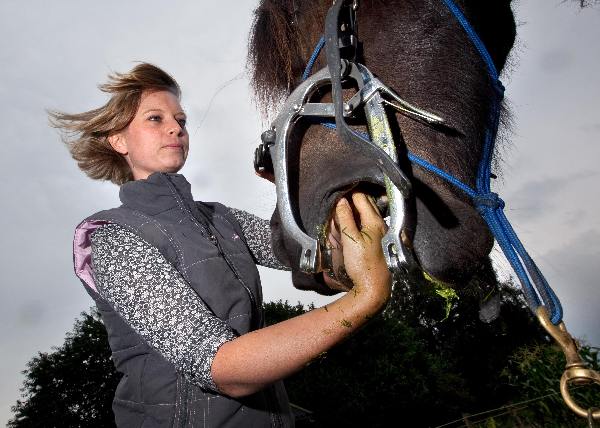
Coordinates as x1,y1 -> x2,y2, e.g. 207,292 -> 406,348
539,229 -> 600,346
538,48 -> 574,74
505,171 -> 597,219
582,122 -> 600,133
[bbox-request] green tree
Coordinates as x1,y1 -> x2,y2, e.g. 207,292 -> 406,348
279,306 -> 470,427
276,263 -> 556,427
388,263 -> 550,411
9,309 -> 120,428
497,343 -> 600,427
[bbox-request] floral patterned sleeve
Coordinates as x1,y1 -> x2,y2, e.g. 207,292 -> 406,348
228,208 -> 290,271
90,223 -> 236,392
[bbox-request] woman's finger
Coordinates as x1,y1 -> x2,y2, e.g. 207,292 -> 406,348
351,193 -> 381,219
366,194 -> 380,214
334,197 -> 361,245
350,193 -> 386,236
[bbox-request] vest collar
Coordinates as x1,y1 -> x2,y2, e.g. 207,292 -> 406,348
119,173 -> 197,216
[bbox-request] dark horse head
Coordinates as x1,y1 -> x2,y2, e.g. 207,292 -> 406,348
249,0 -> 516,293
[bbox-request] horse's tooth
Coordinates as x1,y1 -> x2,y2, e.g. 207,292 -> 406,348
375,195 -> 389,215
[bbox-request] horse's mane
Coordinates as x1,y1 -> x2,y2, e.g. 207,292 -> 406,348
248,1 -> 517,117
248,0 -> 328,114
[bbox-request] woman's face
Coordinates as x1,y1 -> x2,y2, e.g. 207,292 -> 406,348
109,90 -> 189,180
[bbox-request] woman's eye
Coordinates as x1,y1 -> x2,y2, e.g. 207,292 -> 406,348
148,115 -> 161,122
177,119 -> 187,127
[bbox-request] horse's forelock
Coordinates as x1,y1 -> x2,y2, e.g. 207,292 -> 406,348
248,0 -> 300,114
248,0 -> 327,116
248,0 -> 516,117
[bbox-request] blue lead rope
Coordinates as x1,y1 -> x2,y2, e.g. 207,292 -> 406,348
302,36 -> 326,81
302,0 -> 563,324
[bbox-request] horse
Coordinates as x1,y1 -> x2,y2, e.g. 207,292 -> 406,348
247,1 -> 600,419
248,0 -> 516,294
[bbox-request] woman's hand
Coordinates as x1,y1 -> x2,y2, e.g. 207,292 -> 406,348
211,191 -> 392,397
334,192 -> 392,310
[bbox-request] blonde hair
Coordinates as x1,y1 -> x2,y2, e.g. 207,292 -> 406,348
49,63 -> 181,185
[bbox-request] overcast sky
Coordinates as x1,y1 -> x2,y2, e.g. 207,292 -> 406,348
1,0 -> 598,423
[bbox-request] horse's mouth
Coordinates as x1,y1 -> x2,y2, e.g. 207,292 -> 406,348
317,181 -> 395,290
322,181 -> 389,220
318,182 -> 390,240
284,176 -> 492,293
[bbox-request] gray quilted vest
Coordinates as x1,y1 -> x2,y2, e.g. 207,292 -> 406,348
73,173 -> 293,427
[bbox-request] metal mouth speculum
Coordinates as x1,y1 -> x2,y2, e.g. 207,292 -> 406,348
257,61 -> 443,275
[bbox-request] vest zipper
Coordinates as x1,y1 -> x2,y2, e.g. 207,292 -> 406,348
267,385 -> 284,428
210,231 -> 262,329
163,176 -> 280,423
164,175 -> 262,329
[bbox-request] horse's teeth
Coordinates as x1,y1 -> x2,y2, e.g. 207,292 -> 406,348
375,195 -> 389,215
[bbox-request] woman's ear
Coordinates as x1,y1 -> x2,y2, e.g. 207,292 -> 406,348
108,133 -> 128,155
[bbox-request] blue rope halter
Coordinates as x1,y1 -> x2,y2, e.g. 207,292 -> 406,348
302,0 -> 563,324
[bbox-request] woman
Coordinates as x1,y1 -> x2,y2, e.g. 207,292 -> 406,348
54,63 -> 392,427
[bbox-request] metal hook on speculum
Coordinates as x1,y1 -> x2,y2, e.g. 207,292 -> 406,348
537,307 -> 600,421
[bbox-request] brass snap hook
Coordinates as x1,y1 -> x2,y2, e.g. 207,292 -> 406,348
537,307 -> 600,420
590,408 -> 600,427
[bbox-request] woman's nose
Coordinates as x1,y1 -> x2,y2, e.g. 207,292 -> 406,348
168,121 -> 184,136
